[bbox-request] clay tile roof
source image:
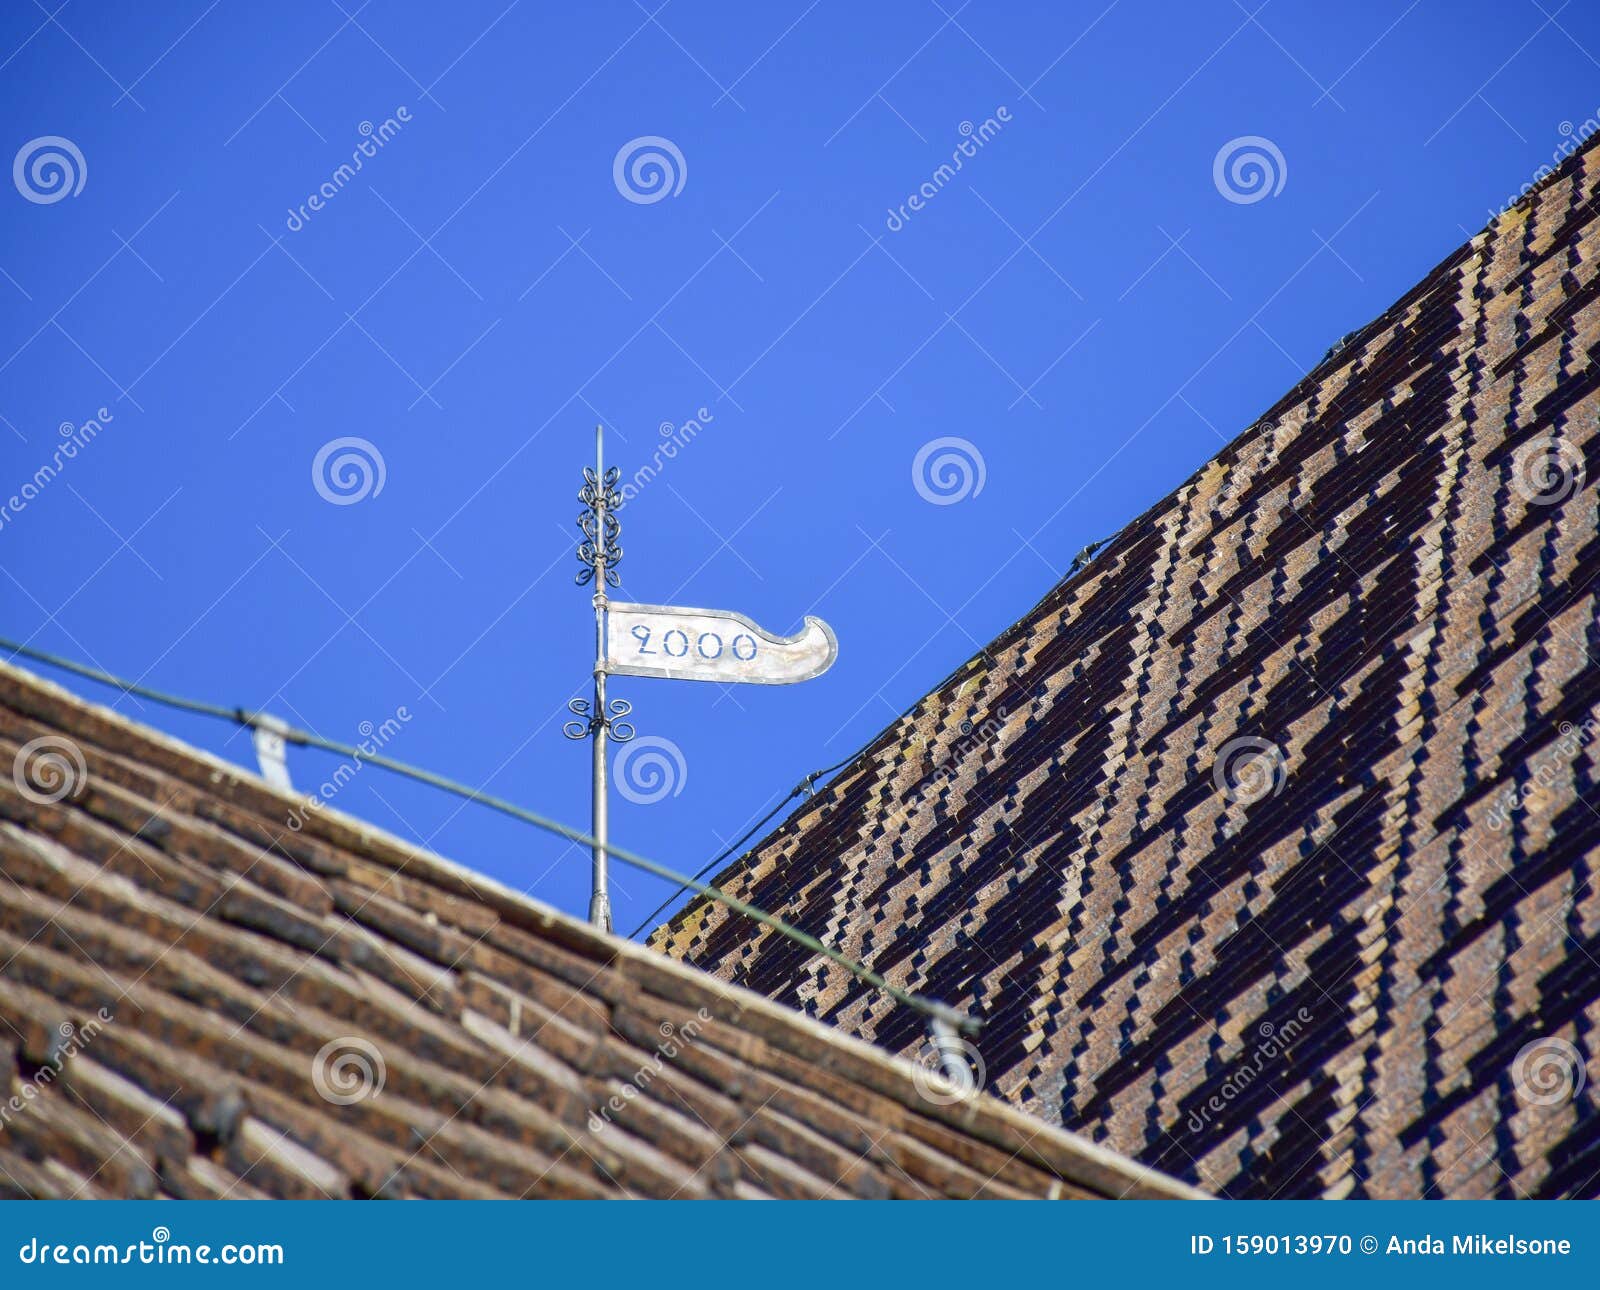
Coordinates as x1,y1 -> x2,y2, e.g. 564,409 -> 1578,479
0,661 -> 1195,1200
653,134 -> 1600,1199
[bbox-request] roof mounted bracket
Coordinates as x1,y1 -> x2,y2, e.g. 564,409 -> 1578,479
251,713 -> 293,791
928,1012 -> 979,1094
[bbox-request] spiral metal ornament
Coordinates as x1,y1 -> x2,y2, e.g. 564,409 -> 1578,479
606,698 -> 636,743
562,697 -> 593,740
562,695 -> 636,741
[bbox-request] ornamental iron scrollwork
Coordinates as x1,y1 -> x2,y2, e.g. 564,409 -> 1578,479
575,466 -> 623,587
562,696 -> 635,742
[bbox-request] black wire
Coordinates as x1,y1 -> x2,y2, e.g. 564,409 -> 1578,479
625,753 -> 858,939
624,522 -> 1132,940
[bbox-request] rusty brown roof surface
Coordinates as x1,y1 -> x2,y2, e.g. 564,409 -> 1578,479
653,137 -> 1600,1199
0,661 -> 1198,1200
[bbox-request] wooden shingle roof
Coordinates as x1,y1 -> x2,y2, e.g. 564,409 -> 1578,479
0,660 -> 1194,1199
654,135 -> 1600,1198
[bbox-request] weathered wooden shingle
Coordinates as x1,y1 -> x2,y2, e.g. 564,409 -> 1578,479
654,134 -> 1600,1200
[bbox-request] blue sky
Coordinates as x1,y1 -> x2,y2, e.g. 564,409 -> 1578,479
4,0 -> 1598,938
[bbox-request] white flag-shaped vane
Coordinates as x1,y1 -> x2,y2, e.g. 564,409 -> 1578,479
605,602 -> 837,685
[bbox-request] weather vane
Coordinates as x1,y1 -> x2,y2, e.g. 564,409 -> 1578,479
563,424 -> 634,931
564,424 -> 838,931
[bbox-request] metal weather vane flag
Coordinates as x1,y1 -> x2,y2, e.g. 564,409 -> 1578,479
564,426 -> 838,930
606,603 -> 836,685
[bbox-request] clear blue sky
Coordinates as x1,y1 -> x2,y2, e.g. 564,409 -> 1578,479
4,1 -> 1597,938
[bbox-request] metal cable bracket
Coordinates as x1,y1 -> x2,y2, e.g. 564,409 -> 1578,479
250,712 -> 293,790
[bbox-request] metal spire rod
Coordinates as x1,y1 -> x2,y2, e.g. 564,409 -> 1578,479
564,424 -> 632,931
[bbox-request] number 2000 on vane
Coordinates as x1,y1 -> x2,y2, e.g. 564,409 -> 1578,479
629,624 -> 759,661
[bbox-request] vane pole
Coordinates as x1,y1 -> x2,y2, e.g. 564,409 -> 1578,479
564,424 -> 632,932
588,424 -> 611,931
